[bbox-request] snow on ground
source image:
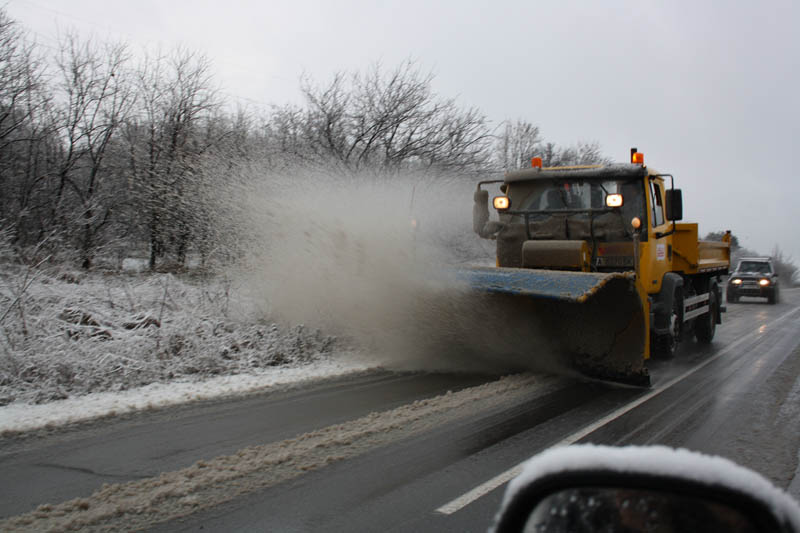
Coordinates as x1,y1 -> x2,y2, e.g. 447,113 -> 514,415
0,353 -> 373,436
0,265 -> 375,434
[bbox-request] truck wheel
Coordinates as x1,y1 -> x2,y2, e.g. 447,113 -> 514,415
653,291 -> 681,358
768,290 -> 776,305
695,289 -> 717,343
727,291 -> 738,303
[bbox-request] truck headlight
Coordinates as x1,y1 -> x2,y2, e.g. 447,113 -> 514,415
759,279 -> 770,286
493,196 -> 510,210
606,194 -> 623,207
731,279 -> 742,285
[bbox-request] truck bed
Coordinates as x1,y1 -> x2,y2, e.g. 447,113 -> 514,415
672,223 -> 730,274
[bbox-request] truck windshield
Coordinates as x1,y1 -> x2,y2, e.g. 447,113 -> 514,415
511,178 -> 645,220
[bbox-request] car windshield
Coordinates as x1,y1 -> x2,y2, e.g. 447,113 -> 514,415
739,261 -> 771,274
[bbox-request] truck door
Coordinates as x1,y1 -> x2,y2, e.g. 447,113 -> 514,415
646,177 -> 672,293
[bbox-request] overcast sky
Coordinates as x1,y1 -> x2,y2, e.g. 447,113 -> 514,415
7,0 -> 799,264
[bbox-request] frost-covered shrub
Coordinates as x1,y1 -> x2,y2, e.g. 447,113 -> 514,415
0,268 -> 336,405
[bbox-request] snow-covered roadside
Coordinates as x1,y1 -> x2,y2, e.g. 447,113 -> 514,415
0,352 -> 375,436
0,266 -> 347,400
0,265 -> 382,435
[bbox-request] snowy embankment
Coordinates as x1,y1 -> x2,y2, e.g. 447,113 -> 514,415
0,266 -> 374,434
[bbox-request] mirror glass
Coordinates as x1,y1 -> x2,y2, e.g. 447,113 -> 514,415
523,487 -> 759,533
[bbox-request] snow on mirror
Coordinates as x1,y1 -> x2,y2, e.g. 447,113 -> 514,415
492,445 -> 800,533
523,486 -> 758,533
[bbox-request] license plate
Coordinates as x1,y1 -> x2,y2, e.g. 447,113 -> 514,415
596,256 -> 633,267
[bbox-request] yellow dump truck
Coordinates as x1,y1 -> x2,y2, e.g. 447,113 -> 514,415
466,148 -> 730,384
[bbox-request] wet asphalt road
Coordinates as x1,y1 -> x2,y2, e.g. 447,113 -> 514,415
160,289 -> 800,532
0,372 -> 495,519
2,289 -> 799,531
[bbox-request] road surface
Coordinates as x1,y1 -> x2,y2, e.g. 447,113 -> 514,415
1,289 -> 799,531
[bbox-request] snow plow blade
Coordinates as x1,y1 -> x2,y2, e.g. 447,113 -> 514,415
450,266 -> 648,385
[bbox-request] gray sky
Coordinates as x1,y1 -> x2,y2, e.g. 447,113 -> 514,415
7,0 -> 799,264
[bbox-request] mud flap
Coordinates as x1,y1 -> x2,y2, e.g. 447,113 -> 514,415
451,267 -> 648,385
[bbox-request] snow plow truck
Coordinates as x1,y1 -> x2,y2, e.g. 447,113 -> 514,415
466,148 -> 730,385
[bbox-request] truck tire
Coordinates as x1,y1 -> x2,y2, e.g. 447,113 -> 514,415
653,289 -> 682,358
695,288 -> 717,343
726,289 -> 738,303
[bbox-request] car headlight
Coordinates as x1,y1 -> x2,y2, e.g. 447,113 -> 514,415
731,279 -> 742,285
759,278 -> 770,286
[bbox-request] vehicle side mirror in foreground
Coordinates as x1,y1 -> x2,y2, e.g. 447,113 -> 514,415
665,189 -> 683,221
492,445 -> 800,533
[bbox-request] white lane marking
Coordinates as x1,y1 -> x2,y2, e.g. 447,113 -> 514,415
435,305 -> 800,515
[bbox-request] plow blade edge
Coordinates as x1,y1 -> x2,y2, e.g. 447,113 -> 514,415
454,266 -> 648,385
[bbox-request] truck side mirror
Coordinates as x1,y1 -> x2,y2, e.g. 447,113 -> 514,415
665,189 -> 683,221
473,188 -> 489,234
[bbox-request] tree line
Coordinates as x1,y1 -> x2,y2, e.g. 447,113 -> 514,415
0,9 -> 609,271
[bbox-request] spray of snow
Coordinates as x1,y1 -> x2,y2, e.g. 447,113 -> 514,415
0,162 -> 567,421
231,167 -> 558,374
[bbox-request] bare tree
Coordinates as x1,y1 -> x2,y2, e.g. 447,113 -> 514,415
493,118 -> 610,171
770,245 -> 797,286
52,33 -> 136,268
540,140 -> 609,167
0,8 -> 53,245
0,10 -> 43,151
494,120 -> 542,170
125,48 -> 221,270
268,61 -> 493,175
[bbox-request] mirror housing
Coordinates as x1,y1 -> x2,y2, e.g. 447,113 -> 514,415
473,188 -> 490,235
492,445 -> 800,533
665,189 -> 683,221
